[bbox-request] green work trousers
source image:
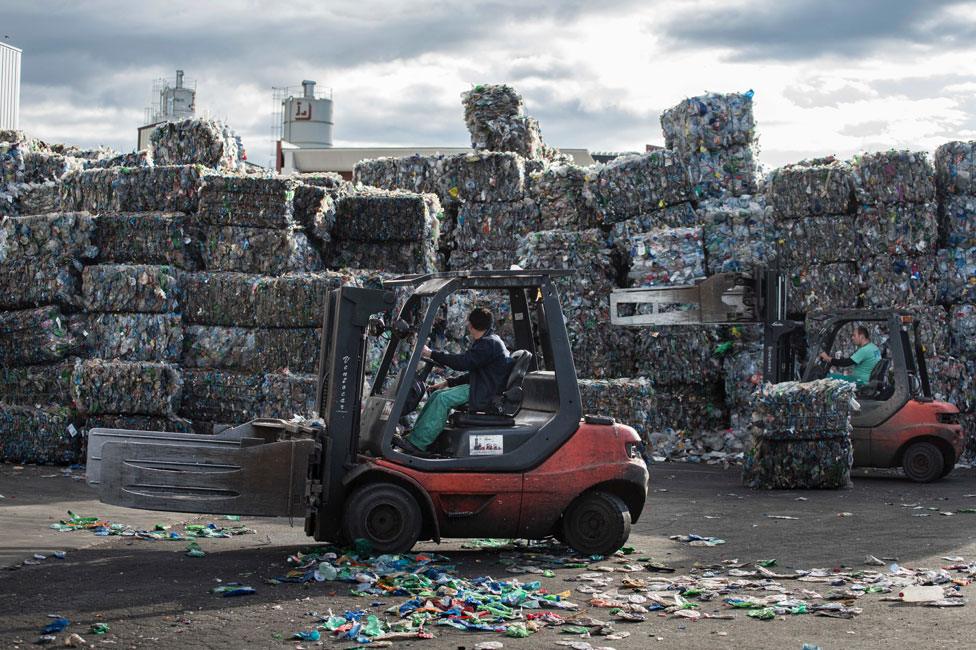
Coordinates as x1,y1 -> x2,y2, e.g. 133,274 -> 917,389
408,384 -> 470,450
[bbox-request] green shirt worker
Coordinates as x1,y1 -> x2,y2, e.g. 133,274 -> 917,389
818,325 -> 882,386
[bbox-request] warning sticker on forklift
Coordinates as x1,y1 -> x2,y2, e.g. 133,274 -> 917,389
470,435 -> 504,455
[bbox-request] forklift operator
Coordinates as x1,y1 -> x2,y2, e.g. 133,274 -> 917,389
400,307 -> 511,453
818,325 -> 881,386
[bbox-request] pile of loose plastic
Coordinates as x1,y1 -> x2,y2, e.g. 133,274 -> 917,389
50,510 -> 255,539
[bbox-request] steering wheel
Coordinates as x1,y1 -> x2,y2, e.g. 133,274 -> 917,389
810,353 -> 831,380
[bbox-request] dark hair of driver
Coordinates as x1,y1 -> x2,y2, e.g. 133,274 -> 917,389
468,307 -> 493,332
855,325 -> 870,340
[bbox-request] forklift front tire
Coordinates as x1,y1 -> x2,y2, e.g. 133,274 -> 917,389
902,442 -> 944,483
341,483 -> 422,553
560,490 -> 631,556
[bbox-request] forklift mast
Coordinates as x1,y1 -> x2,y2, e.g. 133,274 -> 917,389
609,269 -> 805,383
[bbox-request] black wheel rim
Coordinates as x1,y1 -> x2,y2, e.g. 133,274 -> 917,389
909,452 -> 931,477
571,505 -> 611,544
365,503 -> 403,543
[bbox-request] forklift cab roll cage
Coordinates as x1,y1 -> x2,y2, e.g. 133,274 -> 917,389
350,270 -> 584,473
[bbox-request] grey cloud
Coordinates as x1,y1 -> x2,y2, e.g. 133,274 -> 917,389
782,81 -> 876,108
659,0 -> 976,61
838,120 -> 889,138
868,74 -> 976,100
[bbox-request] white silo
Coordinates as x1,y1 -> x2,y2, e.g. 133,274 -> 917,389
0,41 -> 21,130
281,80 -> 333,148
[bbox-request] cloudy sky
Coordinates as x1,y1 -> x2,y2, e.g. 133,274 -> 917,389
4,0 -> 976,169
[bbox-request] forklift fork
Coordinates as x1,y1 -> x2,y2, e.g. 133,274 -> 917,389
87,419 -> 316,517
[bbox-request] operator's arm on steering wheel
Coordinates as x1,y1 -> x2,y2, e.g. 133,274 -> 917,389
818,351 -> 854,367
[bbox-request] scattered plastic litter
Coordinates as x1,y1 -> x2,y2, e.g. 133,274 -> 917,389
670,534 -> 726,546
51,510 -> 255,540
211,583 -> 256,597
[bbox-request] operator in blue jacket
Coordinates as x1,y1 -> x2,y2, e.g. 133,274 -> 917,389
399,307 -> 511,453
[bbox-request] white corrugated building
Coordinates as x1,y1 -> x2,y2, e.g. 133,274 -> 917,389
0,42 -> 22,130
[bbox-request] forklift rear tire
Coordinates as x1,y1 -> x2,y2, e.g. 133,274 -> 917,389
341,483 -> 422,553
902,442 -> 944,483
561,490 -> 631,556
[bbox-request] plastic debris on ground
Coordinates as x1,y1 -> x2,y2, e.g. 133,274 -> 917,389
765,157 -> 856,218
582,151 -> 692,225
743,379 -> 858,489
613,225 -> 705,288
50,510 -> 255,539
70,312 -> 183,362
181,325 -> 320,373
196,174 -> 297,228
69,359 -> 182,417
0,403 -> 80,464
661,91 -> 755,154
199,225 -> 322,275
851,150 -> 935,205
93,212 -> 201,269
81,264 -> 181,313
0,306 -> 77,365
701,196 -> 770,274
150,118 -> 244,170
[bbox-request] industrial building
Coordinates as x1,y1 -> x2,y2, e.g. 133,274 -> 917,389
137,70 -> 196,150
0,41 -> 21,130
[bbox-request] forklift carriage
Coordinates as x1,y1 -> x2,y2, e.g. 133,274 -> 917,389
87,270 -> 649,554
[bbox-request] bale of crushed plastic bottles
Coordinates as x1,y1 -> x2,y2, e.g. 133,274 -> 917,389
181,325 -> 320,374
935,140 -> 976,196
14,182 -> 62,215
634,326 -> 724,386
0,212 -> 97,263
149,118 -> 245,171
765,157 -> 856,219
851,150 -> 935,205
70,313 -> 183,362
454,198 -> 541,252
0,306 -> 78,366
942,194 -> 976,249
771,214 -> 859,266
578,377 -> 657,442
701,197 -> 770,274
858,254 -> 938,309
452,151 -> 526,203
0,403 -> 81,464
181,271 -> 350,327
937,247 -> 976,304
0,260 -> 82,310
70,359 -> 182,417
743,379 -> 858,489
333,190 -> 441,243
199,226 -> 322,275
197,174 -> 298,228
613,225 -> 706,288
855,201 -> 938,256
661,91 -> 755,154
81,264 -> 181,313
583,151 -> 692,224
787,262 -> 861,316
529,163 -> 597,230
292,184 -> 336,242
683,145 -> 758,199
92,212 -> 200,269
0,361 -> 74,407
60,166 -> 208,214
461,84 -> 554,159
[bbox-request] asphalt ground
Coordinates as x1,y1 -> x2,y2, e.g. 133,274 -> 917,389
2,462 -> 976,649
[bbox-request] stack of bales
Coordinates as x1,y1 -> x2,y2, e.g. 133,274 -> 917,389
180,174 -> 325,431
0,212 -> 96,462
765,157 -> 860,315
934,142 -> 976,445
461,84 -> 561,162
661,91 -> 758,200
327,188 -> 442,273
851,151 -> 940,309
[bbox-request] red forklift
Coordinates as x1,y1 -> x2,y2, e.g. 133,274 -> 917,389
610,270 -> 965,482
87,270 -> 649,554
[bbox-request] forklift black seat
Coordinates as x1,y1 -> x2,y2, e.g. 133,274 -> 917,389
450,350 -> 533,428
858,358 -> 892,401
